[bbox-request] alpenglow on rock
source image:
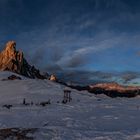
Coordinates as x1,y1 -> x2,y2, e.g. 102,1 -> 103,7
0,41 -> 46,79
49,74 -> 57,82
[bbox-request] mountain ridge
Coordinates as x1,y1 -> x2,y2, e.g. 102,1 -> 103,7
0,41 -> 46,79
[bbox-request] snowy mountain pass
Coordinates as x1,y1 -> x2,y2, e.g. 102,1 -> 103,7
0,72 -> 140,139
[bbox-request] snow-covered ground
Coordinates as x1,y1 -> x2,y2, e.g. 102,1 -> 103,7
0,71 -> 140,139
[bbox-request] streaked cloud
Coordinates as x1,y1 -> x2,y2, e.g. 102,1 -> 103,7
0,0 -> 140,72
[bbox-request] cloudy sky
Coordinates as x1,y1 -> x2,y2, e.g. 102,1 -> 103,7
0,0 -> 140,72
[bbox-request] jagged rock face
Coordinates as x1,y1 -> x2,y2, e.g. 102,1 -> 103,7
0,41 -> 46,79
0,41 -> 23,73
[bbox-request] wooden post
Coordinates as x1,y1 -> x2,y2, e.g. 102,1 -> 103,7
23,98 -> 26,105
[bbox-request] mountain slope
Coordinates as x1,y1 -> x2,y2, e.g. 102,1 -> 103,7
0,71 -> 140,139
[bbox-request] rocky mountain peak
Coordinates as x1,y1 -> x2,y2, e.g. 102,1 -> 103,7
5,41 -> 16,52
0,41 -> 46,79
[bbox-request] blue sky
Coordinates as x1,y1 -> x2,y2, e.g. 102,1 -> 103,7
0,0 -> 140,72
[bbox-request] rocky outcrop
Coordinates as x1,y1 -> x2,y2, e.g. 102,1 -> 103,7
0,41 -> 46,79
49,74 -> 57,82
2,75 -> 22,81
7,75 -> 22,80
